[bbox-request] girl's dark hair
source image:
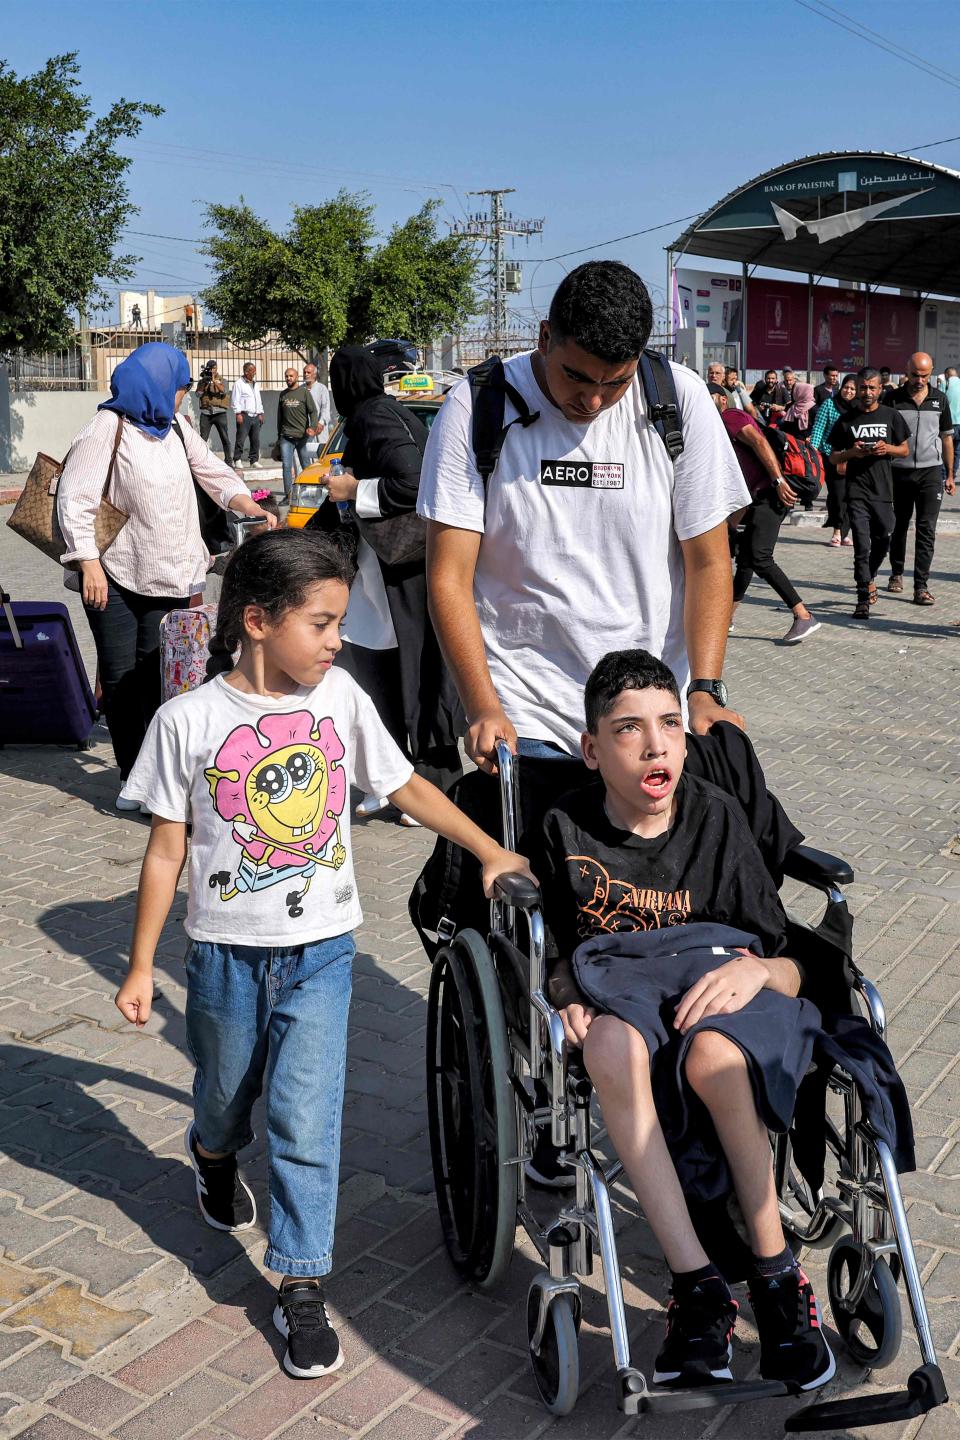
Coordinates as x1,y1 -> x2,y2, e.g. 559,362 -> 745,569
584,649 -> 680,733
205,529 -> 355,681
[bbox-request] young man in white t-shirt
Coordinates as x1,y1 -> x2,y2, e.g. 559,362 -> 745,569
418,261 -> 751,771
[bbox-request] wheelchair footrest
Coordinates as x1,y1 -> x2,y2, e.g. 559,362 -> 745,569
619,1369 -> 791,1415
784,1363 -> 948,1432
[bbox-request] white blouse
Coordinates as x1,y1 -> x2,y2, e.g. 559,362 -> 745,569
57,410 -> 249,598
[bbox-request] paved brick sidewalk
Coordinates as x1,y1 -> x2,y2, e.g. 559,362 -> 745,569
0,510 -> 959,1439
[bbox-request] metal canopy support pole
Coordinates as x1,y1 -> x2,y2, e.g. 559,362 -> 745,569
806,274 -> 814,380
741,261 -> 749,372
666,249 -> 674,350
864,285 -> 872,368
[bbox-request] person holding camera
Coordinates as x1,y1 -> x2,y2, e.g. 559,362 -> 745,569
196,361 -> 231,461
828,368 -> 910,620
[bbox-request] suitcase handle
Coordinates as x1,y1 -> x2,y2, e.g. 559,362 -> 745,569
0,586 -> 22,649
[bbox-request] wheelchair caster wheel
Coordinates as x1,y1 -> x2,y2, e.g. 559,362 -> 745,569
526,1283 -> 580,1416
828,1237 -> 902,1369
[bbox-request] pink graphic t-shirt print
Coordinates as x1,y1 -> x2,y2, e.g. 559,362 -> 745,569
204,710 -> 348,918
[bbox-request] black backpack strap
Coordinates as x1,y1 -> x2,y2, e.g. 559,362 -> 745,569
468,356 -> 540,485
638,350 -> 685,462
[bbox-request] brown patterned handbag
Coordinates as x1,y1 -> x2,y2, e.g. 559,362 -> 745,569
6,412 -> 128,567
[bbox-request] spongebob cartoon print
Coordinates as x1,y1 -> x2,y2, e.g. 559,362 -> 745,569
205,710 -> 347,919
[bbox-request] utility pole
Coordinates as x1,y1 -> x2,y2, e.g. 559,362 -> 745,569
451,189 -> 544,354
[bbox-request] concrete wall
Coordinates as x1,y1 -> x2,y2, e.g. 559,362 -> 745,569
0,370 -> 287,473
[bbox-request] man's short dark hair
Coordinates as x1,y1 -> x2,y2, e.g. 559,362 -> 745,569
880,366 -> 891,376
823,364 -> 837,375
584,649 -> 680,733
858,366 -> 880,381
548,261 -> 653,362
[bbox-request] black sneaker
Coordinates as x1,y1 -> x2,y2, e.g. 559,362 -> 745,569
184,1122 -> 256,1232
653,1281 -> 738,1387
273,1280 -> 344,1378
749,1265 -> 836,1391
524,1128 -> 576,1190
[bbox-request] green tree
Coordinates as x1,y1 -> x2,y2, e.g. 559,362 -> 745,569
201,194 -> 477,352
0,53 -> 162,353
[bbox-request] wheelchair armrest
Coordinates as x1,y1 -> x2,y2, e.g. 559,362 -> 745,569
782,843 -> 854,888
494,871 -> 541,909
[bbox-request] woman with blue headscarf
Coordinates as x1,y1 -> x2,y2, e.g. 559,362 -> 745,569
58,343 -> 275,804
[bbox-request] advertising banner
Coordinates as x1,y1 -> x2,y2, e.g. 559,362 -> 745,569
675,268 -> 744,344
811,287 -> 866,371
868,294 -> 919,368
745,277 -> 809,372
920,301 -> 960,371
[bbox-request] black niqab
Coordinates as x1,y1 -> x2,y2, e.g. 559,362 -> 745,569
330,345 -> 388,425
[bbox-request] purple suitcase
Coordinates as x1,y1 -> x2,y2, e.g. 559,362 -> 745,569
0,589 -> 96,748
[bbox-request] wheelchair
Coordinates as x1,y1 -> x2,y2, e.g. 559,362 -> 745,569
425,743 -> 947,1431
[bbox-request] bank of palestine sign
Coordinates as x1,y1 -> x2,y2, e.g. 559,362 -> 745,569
699,157 -> 959,242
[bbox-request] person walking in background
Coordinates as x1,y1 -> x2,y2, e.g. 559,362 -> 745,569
130,303 -> 142,331
231,362 -> 265,469
811,373 -> 857,547
55,344 -> 275,806
781,368 -> 797,403
750,369 -> 789,420
303,362 -> 332,459
944,366 -> 960,484
709,384 -> 819,645
197,361 -> 231,461
778,380 -> 817,510
277,367 -> 320,502
829,368 -> 910,621
887,352 -> 955,607
814,365 -> 839,406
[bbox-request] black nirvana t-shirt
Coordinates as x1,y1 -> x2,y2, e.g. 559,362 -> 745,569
538,774 -> 789,964
828,405 -> 910,501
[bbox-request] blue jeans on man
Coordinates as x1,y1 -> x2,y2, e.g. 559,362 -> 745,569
280,436 -> 311,501
185,933 -> 355,1276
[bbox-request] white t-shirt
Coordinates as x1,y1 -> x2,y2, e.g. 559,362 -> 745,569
121,669 -> 413,946
417,352 -> 749,754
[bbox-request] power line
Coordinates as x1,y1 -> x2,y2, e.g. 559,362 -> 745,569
534,212 -> 703,266
792,0 -> 960,91
809,0 -> 958,85
904,134 -> 960,153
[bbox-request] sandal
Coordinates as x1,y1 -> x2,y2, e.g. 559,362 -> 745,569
828,535 -> 841,547
853,599 -> 871,620
867,582 -> 878,605
887,575 -> 903,593
841,537 -> 854,546
914,588 -> 935,606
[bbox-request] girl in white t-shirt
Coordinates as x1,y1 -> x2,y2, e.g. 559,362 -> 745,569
116,528 -> 532,1382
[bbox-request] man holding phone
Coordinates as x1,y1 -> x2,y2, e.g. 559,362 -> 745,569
829,368 -> 910,620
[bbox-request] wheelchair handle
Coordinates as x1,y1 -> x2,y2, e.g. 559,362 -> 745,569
495,740 -> 520,854
493,871 -> 540,909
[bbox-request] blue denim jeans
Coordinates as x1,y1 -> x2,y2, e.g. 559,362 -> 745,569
185,933 -> 355,1276
280,436 -> 310,500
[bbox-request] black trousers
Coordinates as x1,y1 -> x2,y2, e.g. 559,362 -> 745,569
337,640 -> 462,794
824,459 -> 850,537
732,489 -> 802,610
847,493 -> 894,595
232,415 -> 261,464
84,576 -> 188,780
200,409 -> 231,460
889,466 -> 943,589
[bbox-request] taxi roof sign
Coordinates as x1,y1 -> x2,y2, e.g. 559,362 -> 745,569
398,373 -> 434,392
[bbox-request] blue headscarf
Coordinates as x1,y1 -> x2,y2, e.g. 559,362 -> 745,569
98,343 -> 191,439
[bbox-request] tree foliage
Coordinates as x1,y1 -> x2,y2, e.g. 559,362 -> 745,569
202,194 -> 477,351
0,53 -> 162,354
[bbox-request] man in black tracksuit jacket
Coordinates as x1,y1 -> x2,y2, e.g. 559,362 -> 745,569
887,352 -> 956,606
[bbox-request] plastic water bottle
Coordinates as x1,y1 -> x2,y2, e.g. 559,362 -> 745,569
329,459 -> 353,520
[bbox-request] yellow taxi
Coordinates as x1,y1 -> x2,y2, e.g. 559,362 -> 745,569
285,373 -> 448,528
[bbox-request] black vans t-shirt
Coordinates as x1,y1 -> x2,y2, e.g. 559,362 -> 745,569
828,405 -> 910,501
538,774 -> 789,965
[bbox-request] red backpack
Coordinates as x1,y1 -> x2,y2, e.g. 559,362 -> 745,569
763,425 -> 825,503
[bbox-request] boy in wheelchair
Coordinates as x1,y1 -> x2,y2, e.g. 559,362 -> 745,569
537,648 -> 836,1393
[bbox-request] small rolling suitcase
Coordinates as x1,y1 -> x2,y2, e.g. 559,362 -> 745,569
0,581 -> 97,748
160,604 -> 218,703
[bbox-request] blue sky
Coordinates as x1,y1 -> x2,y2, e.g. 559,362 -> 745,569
6,0 -> 959,325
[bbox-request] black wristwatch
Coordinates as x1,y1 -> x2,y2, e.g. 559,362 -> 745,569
687,678 -> 728,708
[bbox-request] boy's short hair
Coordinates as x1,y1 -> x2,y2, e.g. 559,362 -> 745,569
584,649 -> 681,732
548,261 -> 653,362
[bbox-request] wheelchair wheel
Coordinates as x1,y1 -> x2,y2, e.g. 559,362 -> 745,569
526,1282 -> 580,1416
777,1122 -> 847,1250
827,1237 -> 903,1369
427,929 -> 517,1290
